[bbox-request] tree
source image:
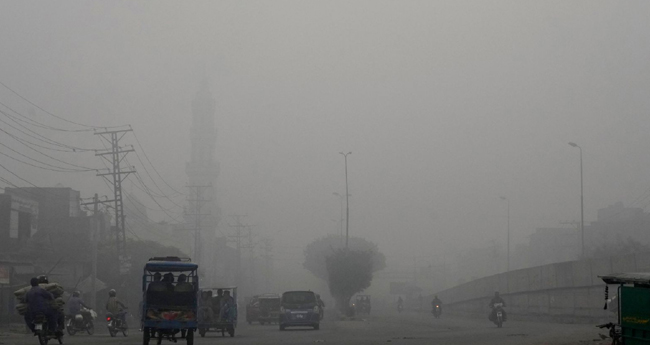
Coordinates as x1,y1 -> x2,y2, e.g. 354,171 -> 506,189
326,248 -> 375,311
303,235 -> 385,311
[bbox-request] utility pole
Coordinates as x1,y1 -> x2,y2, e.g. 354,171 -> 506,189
228,215 -> 247,289
260,238 -> 273,292
95,129 -> 135,274
186,185 -> 212,266
339,152 -> 352,249
243,225 -> 255,294
82,193 -> 114,309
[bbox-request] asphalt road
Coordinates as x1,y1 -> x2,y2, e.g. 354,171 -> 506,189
1,309 -> 611,345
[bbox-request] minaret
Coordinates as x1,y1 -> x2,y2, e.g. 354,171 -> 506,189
185,80 -> 221,273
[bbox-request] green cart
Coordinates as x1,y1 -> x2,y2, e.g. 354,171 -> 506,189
601,273 -> 650,345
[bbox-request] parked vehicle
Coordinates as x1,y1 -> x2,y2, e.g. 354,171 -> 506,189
66,307 -> 96,335
32,313 -> 63,345
106,310 -> 128,337
197,287 -> 238,337
141,256 -> 199,345
247,293 -> 281,325
279,291 -> 320,331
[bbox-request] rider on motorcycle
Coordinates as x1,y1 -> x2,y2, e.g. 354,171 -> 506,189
488,292 -> 507,321
68,291 -> 91,323
397,296 -> 404,311
106,289 -> 127,325
24,277 -> 60,335
431,295 -> 442,313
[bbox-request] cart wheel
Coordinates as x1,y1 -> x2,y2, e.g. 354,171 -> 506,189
198,328 -> 205,337
186,329 -> 194,345
228,326 -> 235,337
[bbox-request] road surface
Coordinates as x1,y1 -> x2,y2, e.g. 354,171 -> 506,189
1,309 -> 610,345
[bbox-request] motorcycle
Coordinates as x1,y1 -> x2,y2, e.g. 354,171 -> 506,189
66,308 -> 96,336
32,313 -> 63,345
397,303 -> 403,313
491,303 -> 505,328
432,305 -> 441,318
106,310 -> 128,337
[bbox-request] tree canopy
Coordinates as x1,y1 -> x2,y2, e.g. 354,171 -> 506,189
303,235 -> 385,281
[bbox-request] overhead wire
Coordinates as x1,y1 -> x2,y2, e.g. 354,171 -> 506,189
131,130 -> 186,196
0,100 -> 93,132
0,80 -> 125,129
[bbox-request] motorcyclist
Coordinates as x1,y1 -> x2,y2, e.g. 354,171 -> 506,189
68,291 -> 91,324
24,277 -> 60,335
106,289 -> 127,326
488,292 -> 507,321
397,296 -> 404,311
431,295 -> 442,314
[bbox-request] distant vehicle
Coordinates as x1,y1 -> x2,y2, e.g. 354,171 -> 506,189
247,293 -> 281,325
106,309 -> 128,337
491,303 -> 505,328
432,304 -> 441,318
353,295 -> 371,315
66,307 -> 96,335
197,287 -> 238,337
279,291 -> 320,331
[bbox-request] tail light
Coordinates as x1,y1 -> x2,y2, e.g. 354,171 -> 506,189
106,317 -> 111,321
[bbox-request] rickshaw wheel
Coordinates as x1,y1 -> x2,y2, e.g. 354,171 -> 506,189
142,327 -> 150,345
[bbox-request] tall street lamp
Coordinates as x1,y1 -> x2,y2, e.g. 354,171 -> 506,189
333,192 -> 344,244
339,152 -> 352,249
568,142 -> 584,259
499,196 -> 510,272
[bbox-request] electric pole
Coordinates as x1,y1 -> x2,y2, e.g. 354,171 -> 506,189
339,152 -> 352,249
228,214 -> 247,289
82,193 -> 114,309
95,128 -> 135,274
260,238 -> 273,292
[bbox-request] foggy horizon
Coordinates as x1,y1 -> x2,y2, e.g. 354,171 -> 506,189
2,0 -> 650,270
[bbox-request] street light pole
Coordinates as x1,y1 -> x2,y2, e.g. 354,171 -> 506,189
339,152 -> 352,249
499,196 -> 510,272
333,192 -> 344,245
568,142 -> 584,259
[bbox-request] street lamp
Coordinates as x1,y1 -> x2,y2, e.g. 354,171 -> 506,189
333,192 -> 344,244
568,142 -> 584,259
339,152 -> 352,249
499,196 -> 510,272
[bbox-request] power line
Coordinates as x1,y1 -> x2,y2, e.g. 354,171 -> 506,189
131,130 -> 185,196
0,100 -> 93,132
0,112 -> 96,152
0,80 -> 125,129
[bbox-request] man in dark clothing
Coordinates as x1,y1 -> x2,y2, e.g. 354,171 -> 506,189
488,292 -> 506,321
431,295 -> 442,312
24,278 -> 58,334
68,291 -> 91,323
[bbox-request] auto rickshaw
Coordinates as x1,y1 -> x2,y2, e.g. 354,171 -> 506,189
247,293 -> 281,325
197,287 -> 238,337
141,256 -> 199,345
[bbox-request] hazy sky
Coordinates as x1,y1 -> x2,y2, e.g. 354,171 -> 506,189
2,1 -> 650,267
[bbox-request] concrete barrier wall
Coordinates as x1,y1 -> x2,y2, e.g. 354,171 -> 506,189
433,252 -> 650,323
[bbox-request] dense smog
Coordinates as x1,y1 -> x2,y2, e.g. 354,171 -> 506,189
0,1 -> 649,344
